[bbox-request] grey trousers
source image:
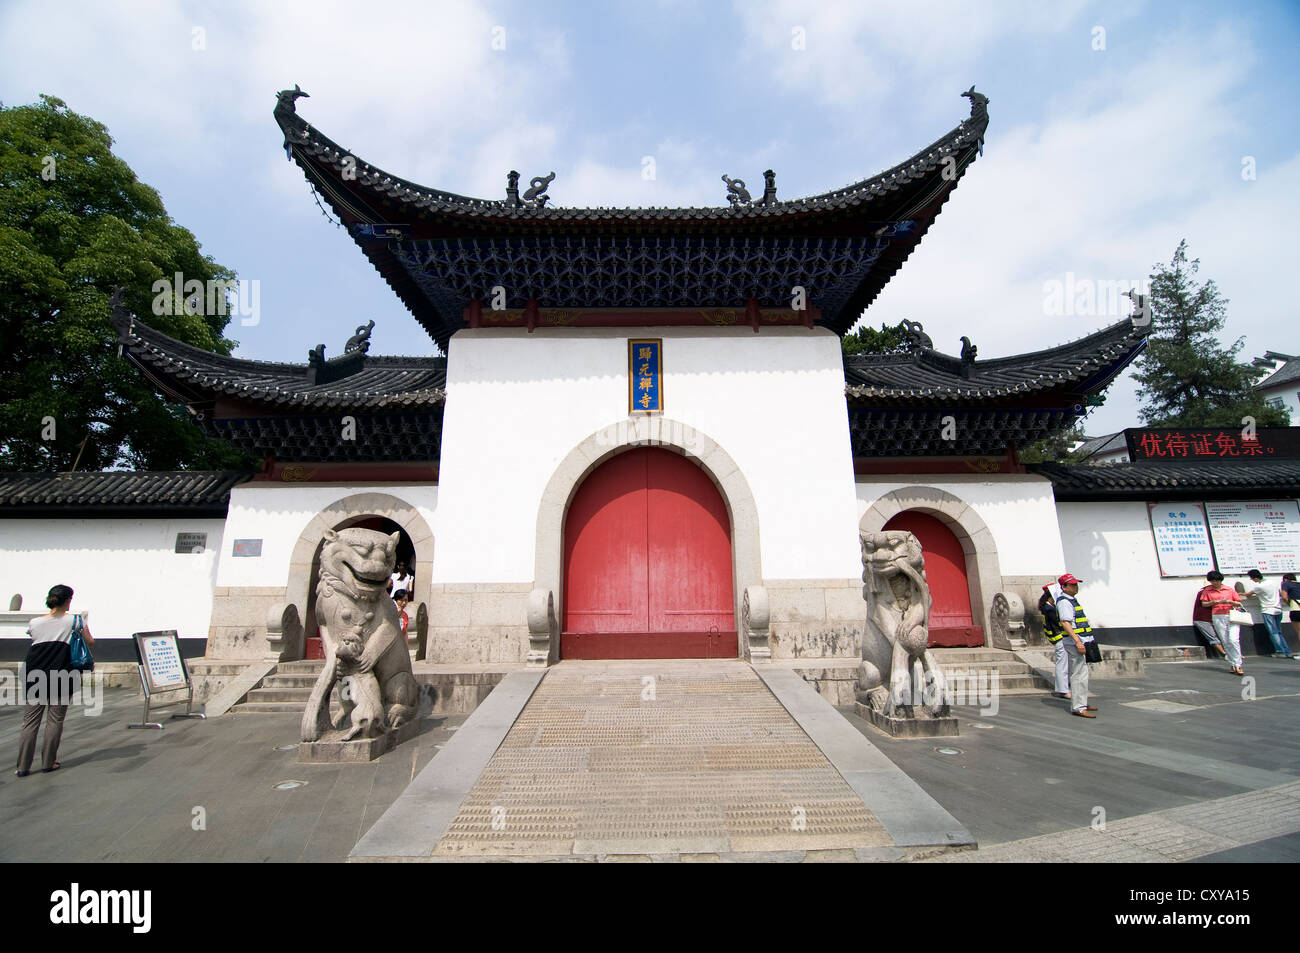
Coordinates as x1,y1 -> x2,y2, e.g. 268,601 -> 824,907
1051,639 -> 1070,693
1069,645 -> 1090,711
17,704 -> 68,773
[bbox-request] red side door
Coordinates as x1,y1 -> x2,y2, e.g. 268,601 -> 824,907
882,511 -> 983,647
563,448 -> 735,658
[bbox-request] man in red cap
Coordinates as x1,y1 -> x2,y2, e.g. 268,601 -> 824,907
1054,573 -> 1099,718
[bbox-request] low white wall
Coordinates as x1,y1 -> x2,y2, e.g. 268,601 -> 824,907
855,474 -> 1067,577
0,517 -> 226,642
215,483 -> 439,589
436,327 -> 862,586
1057,499 -> 1300,630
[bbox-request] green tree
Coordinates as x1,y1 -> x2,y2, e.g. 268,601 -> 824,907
1133,240 -> 1289,428
841,320 -> 910,356
0,95 -> 254,472
1018,422 -> 1089,464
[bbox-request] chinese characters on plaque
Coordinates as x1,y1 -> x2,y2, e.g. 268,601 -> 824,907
628,339 -> 662,414
1126,427 -> 1300,461
1148,504 -> 1214,577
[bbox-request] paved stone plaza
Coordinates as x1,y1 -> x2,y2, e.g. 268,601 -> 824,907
1,657 -> 1297,863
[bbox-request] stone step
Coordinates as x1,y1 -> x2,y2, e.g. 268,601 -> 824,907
938,660 -> 1036,675
277,660 -> 327,674
1103,646 -> 1202,661
262,674 -> 320,689
187,661 -> 247,676
932,648 -> 1018,663
246,687 -> 312,703
229,701 -> 305,714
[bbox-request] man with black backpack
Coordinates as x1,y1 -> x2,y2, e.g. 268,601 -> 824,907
1053,573 -> 1099,718
1039,583 -> 1070,699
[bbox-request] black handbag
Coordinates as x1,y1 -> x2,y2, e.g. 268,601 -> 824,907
1084,639 -> 1102,664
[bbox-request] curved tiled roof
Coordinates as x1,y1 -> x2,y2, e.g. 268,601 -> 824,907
274,87 -> 991,348
1031,460 -> 1300,500
274,91 -> 989,227
112,308 -> 446,411
0,470 -> 249,515
843,318 -> 1148,402
1257,356 -> 1300,391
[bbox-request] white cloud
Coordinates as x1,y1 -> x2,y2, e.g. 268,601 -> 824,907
735,0 -> 1095,113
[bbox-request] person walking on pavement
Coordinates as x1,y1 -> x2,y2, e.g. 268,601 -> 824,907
15,584 -> 94,777
1040,582 -> 1070,699
1198,571 -> 1245,675
1238,570 -> 1292,659
1192,582 -> 1227,658
1282,574 -> 1300,651
1054,573 -> 1098,718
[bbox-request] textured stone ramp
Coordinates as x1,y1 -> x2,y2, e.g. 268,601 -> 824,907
431,660 -> 893,857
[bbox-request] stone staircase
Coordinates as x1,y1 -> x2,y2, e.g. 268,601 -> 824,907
229,660 -> 323,714
932,647 -> 1054,697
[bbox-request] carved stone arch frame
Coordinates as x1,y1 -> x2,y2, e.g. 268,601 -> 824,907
858,486 -> 1002,648
533,417 -> 763,659
286,492 -> 435,650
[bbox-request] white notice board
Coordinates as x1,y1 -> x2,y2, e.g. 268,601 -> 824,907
138,632 -> 188,692
1206,500 -> 1300,574
1148,503 -> 1215,577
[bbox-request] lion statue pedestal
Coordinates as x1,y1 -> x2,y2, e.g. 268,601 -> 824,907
298,528 -> 422,763
854,530 -> 959,738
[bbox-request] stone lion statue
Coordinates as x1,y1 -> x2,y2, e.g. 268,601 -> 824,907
858,530 -> 950,718
301,528 -> 419,743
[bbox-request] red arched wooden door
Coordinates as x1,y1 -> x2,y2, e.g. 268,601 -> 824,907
563,448 -> 735,658
882,511 -> 983,647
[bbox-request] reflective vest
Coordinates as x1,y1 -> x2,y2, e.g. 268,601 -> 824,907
1045,597 -> 1092,642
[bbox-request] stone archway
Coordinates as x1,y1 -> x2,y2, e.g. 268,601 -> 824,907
286,492 -> 435,657
859,486 -> 1003,648
534,417 -> 762,659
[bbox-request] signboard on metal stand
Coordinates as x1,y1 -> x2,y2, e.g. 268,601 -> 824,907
128,630 -> 205,729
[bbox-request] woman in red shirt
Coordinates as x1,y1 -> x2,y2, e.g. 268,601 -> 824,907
1198,571 -> 1245,675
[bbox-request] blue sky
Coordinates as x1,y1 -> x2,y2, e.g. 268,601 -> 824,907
3,0 -> 1298,435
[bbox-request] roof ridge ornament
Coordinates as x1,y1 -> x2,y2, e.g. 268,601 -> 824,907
960,335 -> 978,379
522,172 -> 555,208
275,84 -> 310,117
900,319 -> 933,351
345,319 -> 375,354
961,85 -> 989,120
761,170 -> 778,206
961,85 -> 989,154
722,174 -> 752,207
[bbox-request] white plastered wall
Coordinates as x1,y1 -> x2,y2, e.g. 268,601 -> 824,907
1056,499 -> 1300,630
0,517 -> 226,643
435,327 -> 863,586
854,474 -> 1067,577
215,483 -> 438,590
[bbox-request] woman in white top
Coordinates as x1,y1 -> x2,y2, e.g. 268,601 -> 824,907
16,584 -> 95,776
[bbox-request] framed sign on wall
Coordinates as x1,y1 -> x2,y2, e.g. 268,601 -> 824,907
628,339 -> 663,415
1205,500 -> 1300,574
1147,503 -> 1215,577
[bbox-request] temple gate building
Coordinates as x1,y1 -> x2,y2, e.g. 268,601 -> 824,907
3,88 -> 1297,695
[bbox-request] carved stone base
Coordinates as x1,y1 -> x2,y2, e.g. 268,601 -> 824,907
853,691 -> 959,738
297,718 -> 420,763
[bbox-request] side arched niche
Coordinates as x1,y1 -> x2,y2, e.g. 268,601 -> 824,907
858,486 -> 1003,648
534,417 -> 762,659
286,492 -> 435,656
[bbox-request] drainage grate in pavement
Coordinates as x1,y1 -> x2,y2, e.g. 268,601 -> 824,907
432,661 -> 890,857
